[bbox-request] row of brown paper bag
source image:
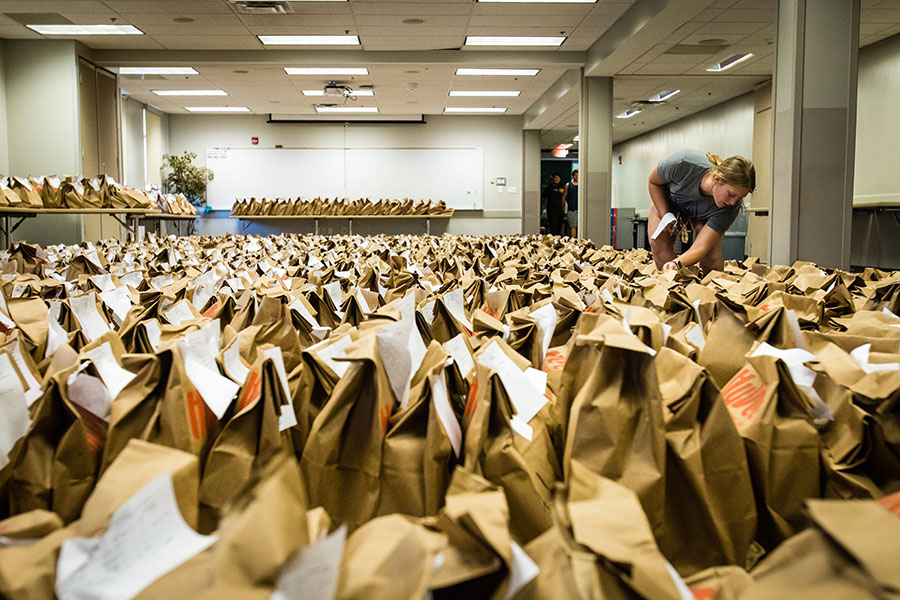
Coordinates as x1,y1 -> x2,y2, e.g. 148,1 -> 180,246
231,196 -> 453,217
0,174 -> 157,211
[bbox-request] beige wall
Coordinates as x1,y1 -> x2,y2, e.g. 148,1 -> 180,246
854,33 -> 900,205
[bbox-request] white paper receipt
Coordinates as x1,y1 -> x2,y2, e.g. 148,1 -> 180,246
0,353 -> 30,470
651,212 -> 677,240
56,472 -> 216,600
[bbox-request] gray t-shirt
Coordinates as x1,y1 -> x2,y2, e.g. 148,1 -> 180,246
657,149 -> 739,234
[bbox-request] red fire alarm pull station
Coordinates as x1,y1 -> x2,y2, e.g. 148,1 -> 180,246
618,155 -> 622,165
251,137 -> 259,145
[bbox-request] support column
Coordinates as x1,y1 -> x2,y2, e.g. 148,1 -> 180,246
521,129 -> 541,234
580,74 -> 613,246
770,0 -> 859,269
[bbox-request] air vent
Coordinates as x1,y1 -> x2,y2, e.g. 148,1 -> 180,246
665,44 -> 728,55
227,1 -> 293,15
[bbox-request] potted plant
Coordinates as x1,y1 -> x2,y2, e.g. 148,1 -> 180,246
161,151 -> 215,212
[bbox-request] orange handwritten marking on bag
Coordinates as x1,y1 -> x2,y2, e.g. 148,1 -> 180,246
483,306 -> 499,318
464,376 -> 479,419
759,304 -> 770,312
236,371 -> 261,412
187,389 -> 206,440
722,366 -> 767,429
690,588 -> 715,600
878,492 -> 900,518
543,349 -> 567,372
379,402 -> 392,437
585,306 -> 596,313
202,302 -> 220,318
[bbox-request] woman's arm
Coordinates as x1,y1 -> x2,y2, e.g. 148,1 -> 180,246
648,167 -> 670,218
668,225 -> 723,267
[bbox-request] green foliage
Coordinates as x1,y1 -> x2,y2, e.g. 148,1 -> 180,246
162,151 -> 214,207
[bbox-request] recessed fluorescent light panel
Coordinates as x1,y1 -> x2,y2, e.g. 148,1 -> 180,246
315,106 -> 379,113
616,109 -> 641,119
27,24 -> 143,35
153,90 -> 227,96
455,68 -> 539,76
185,106 -> 250,112
444,107 -> 508,113
707,53 -> 753,72
258,35 -> 359,45
302,89 -> 374,96
465,36 -> 565,46
449,91 -> 521,97
120,67 -> 198,75
648,89 -> 680,102
285,67 -> 369,76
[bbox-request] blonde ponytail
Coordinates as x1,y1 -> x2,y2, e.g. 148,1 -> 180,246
706,152 -> 756,192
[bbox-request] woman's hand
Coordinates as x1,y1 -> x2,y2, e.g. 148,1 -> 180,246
663,260 -> 679,271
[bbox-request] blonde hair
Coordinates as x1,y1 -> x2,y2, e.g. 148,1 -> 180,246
706,152 -> 756,193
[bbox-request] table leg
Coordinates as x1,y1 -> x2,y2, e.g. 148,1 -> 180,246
349,218 -> 353,235
315,218 -> 319,235
426,217 -> 431,235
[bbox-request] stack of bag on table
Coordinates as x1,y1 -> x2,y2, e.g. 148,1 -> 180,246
230,197 -> 453,217
0,175 -> 156,210
0,233 -> 898,600
155,192 -> 198,216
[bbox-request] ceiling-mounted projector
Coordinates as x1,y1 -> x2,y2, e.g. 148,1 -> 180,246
324,82 -> 352,97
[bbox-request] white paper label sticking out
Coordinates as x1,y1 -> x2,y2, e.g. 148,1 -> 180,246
431,372 -> 462,457
100,286 -> 133,327
315,334 -> 352,378
476,341 -> 547,424
55,472 -> 216,600
84,342 -> 136,400
443,287 -> 473,331
222,337 -> 250,386
263,346 -> 297,431
164,300 -> 195,326
142,320 -> 162,353
177,320 -> 239,419
69,293 -> 112,342
272,525 -> 346,600
445,334 -> 475,378
0,353 -> 30,470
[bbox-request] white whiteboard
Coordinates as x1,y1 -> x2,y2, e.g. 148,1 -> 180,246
204,146 -> 483,210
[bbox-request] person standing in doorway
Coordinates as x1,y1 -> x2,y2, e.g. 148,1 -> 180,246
564,169 -> 579,237
543,173 -> 566,236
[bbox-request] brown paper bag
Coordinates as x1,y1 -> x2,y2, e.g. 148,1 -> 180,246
41,176 -> 64,209
464,338 -> 561,545
336,514 -> 441,600
566,460 -> 686,600
299,331 -> 396,528
720,354 -> 823,551
79,438 -> 200,537
9,177 -> 42,209
61,178 -> 84,208
744,496 -> 900,599
199,351 -> 292,527
560,313 -> 667,548
656,347 -> 757,574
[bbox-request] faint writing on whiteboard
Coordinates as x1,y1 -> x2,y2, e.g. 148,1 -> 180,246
206,148 -> 227,160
